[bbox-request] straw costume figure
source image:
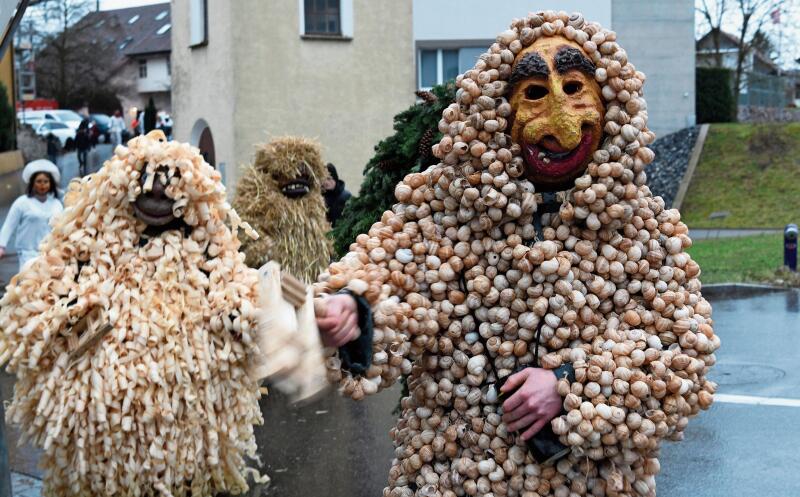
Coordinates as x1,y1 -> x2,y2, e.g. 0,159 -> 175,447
233,136 -> 333,284
0,131 -> 268,496
315,11 -> 719,497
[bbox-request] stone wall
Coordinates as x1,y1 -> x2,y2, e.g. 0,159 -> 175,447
737,105 -> 800,123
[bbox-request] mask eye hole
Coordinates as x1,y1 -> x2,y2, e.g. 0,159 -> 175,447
563,81 -> 582,95
525,85 -> 549,100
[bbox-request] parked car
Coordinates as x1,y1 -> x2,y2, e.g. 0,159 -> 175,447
34,120 -> 75,148
16,109 -> 84,130
89,113 -> 111,143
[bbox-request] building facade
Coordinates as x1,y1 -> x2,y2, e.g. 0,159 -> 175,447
172,1 -> 695,194
103,4 -> 173,117
413,0 -> 696,138
171,0 -> 415,193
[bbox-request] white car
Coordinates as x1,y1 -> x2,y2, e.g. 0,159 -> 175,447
34,120 -> 75,147
17,109 -> 84,130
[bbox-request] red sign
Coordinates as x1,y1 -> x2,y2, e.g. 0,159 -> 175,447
16,99 -> 58,111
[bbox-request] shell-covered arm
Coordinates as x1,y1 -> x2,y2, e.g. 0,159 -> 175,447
544,208 -> 719,494
316,200 -> 438,400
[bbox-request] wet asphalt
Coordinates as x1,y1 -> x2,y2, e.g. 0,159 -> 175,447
1,271 -> 798,496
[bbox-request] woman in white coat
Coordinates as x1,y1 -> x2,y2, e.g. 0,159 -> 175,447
0,159 -> 64,270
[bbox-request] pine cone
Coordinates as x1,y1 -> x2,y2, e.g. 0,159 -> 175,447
415,90 -> 438,104
417,128 -> 435,160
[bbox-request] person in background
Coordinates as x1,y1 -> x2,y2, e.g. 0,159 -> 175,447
130,111 -> 141,137
46,133 -> 60,167
75,120 -> 92,176
0,160 -> 63,271
110,110 -> 125,146
136,110 -> 145,136
322,163 -> 351,227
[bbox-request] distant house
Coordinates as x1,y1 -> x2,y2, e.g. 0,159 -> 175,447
88,4 -> 172,115
696,29 -> 779,75
34,3 -> 172,117
696,29 -> 788,107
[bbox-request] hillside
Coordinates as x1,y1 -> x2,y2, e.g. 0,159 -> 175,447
681,123 -> 800,228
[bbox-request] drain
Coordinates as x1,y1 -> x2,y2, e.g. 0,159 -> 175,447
710,363 -> 785,386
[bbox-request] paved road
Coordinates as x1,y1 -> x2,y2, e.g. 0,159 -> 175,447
658,287 -> 800,496
1,286 -> 798,496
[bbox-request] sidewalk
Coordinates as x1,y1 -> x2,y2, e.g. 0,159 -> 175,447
690,228 -> 783,241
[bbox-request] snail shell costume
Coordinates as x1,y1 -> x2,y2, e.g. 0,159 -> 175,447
317,11 -> 719,497
0,132 -> 266,496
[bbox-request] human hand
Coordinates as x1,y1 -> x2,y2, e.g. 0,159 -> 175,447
0,246 -> 5,258
501,367 -> 562,440
316,294 -> 360,348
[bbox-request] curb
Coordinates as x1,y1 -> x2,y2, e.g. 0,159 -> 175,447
702,282 -> 797,298
672,123 -> 709,211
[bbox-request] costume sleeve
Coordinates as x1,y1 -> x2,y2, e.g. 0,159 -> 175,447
315,208 -> 435,401
547,210 -> 719,478
0,197 -> 23,248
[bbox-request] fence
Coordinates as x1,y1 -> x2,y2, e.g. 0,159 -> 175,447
737,71 -> 793,108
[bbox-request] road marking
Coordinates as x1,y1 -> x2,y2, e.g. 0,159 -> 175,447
714,393 -> 800,407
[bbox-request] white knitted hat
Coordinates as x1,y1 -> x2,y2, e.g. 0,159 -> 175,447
22,159 -> 61,184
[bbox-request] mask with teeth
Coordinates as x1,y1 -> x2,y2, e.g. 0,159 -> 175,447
508,35 -> 604,192
233,136 -> 333,283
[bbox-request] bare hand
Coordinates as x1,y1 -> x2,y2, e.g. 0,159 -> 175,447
0,247 -> 5,259
316,294 -> 360,348
501,367 -> 562,440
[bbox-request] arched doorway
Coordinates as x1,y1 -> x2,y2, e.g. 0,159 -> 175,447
190,119 -> 216,167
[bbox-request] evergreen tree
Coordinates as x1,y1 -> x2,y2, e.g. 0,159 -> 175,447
0,82 -> 15,152
144,97 -> 157,133
332,82 -> 456,254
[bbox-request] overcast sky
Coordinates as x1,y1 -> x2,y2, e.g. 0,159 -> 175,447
100,0 -> 168,10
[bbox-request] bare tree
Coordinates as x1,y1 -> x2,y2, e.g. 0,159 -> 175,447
32,0 -> 123,109
732,0 -> 783,94
697,0 -> 729,66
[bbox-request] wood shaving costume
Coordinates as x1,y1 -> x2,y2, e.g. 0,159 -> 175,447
0,131 -> 268,496
232,136 -> 333,283
316,12 -> 719,497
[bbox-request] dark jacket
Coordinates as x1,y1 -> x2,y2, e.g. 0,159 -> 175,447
324,179 -> 351,226
75,129 -> 92,151
46,135 -> 59,156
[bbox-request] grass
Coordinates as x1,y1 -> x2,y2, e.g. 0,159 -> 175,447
680,123 -> 800,229
687,233 -> 785,284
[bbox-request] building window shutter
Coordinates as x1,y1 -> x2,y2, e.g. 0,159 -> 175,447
190,0 -> 208,46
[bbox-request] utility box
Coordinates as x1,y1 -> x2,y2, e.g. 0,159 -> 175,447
785,224 -> 798,271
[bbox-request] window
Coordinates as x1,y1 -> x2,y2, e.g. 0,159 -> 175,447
157,23 -> 171,35
118,36 -> 133,51
128,14 -> 140,24
299,0 -> 352,38
155,10 -> 168,21
190,0 -> 208,47
139,59 -> 147,79
304,0 -> 340,35
166,57 -> 171,76
417,47 -> 484,89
